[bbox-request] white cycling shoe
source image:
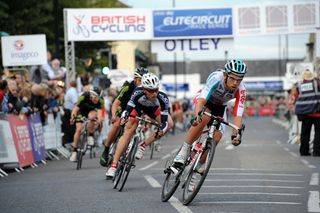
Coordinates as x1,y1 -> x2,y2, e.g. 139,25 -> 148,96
135,145 -> 146,160
69,151 -> 77,162
106,167 -> 116,178
173,147 -> 190,165
87,136 -> 94,146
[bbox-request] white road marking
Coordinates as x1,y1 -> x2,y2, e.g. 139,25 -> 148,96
205,179 -> 303,183
144,175 -> 161,188
310,173 -> 319,186
203,185 -> 303,189
198,192 -> 300,196
289,152 -> 299,157
198,201 -> 301,205
169,196 -> 193,213
225,144 -> 234,150
139,161 -> 159,171
161,154 -> 171,160
144,175 -> 193,213
300,159 -> 316,168
209,172 -> 303,176
308,191 -> 320,212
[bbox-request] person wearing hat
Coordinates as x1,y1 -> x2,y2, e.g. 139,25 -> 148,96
294,69 -> 320,156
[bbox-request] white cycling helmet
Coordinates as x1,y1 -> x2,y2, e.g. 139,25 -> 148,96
141,73 -> 160,89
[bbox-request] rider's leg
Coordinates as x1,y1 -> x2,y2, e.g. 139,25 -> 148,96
70,122 -> 83,161
136,115 -> 174,159
100,118 -> 121,166
106,120 -> 137,177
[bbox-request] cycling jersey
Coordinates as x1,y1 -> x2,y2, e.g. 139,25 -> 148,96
125,87 -> 170,130
76,92 -> 104,118
200,70 -> 246,117
115,80 -> 136,113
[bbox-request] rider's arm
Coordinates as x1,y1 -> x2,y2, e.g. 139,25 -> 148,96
194,97 -> 207,116
111,99 -> 121,117
71,105 -> 79,119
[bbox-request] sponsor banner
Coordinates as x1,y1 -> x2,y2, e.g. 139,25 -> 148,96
163,83 -> 189,92
66,9 -> 153,41
43,114 -> 58,150
153,8 -> 233,38
7,114 -> 34,167
0,119 -> 19,164
28,113 -> 46,161
234,1 -> 319,36
151,38 -> 233,53
1,34 -> 47,66
244,81 -> 283,91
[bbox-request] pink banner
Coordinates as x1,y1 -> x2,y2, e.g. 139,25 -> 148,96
7,114 -> 34,167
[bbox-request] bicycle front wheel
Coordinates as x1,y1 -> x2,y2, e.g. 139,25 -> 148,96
161,153 -> 181,202
76,135 -> 86,170
182,139 -> 217,205
118,137 -> 138,192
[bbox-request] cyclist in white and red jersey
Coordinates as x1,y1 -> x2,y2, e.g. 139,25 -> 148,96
173,59 -> 247,166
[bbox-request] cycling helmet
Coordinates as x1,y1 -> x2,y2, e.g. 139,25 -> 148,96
134,67 -> 148,78
224,59 -> 247,77
141,73 -> 160,89
89,86 -> 102,97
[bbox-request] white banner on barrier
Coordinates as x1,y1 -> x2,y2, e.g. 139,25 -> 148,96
43,114 -> 58,150
0,120 -> 19,164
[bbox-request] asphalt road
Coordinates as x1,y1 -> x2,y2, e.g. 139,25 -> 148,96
1,117 -> 319,213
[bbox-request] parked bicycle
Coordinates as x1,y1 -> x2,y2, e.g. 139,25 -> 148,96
76,117 -> 99,170
161,107 -> 245,205
113,114 -> 160,191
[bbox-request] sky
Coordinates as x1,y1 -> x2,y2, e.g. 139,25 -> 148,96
120,0 -> 311,61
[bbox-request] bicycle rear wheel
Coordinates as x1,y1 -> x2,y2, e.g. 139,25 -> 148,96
161,153 -> 181,202
182,139 -> 217,205
118,137 -> 138,191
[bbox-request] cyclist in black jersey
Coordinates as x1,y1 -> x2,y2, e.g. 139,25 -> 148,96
106,73 -> 174,178
99,67 -> 148,167
69,86 -> 104,162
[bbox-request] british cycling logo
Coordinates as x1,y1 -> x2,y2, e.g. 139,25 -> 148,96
73,15 -> 90,38
14,40 -> 24,51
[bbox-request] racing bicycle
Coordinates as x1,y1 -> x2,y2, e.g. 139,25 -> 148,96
113,114 -> 160,191
161,107 -> 245,205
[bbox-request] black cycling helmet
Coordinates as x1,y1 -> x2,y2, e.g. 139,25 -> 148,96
90,86 -> 102,97
134,67 -> 148,78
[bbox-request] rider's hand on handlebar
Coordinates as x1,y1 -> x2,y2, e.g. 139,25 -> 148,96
120,111 -> 129,125
190,115 -> 202,126
231,135 -> 241,146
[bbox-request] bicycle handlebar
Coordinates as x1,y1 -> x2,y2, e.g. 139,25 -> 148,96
198,107 -> 245,140
129,114 -> 161,129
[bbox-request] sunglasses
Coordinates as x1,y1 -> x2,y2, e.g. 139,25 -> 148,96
144,88 -> 158,93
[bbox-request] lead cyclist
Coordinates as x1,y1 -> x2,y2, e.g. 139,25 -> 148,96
173,59 -> 248,169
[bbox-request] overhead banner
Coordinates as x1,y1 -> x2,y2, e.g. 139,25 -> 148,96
153,8 -> 233,39
1,34 -> 47,66
66,9 -> 153,41
234,1 -> 319,36
151,38 -> 234,53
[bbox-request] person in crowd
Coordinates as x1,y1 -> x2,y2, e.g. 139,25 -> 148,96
6,80 -> 23,114
171,59 -> 247,170
62,80 -> 78,147
294,69 -> 320,156
99,67 -> 148,167
0,79 -> 8,108
106,73 -> 174,178
69,86 -> 104,162
30,83 -> 49,125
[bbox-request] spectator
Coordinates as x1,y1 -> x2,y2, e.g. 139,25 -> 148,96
62,80 -> 78,146
0,79 -> 8,107
294,69 -> 320,156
